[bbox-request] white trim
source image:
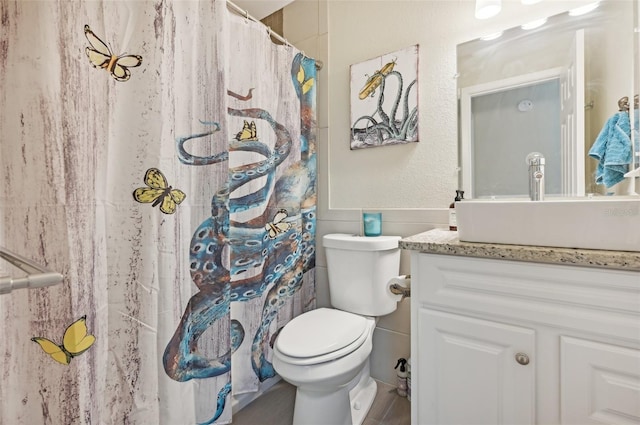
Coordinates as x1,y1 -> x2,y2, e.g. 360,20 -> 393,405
567,29 -> 585,197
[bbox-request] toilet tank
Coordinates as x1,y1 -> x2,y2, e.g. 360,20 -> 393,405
323,234 -> 401,316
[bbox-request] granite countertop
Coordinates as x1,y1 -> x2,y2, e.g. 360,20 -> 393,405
399,228 -> 640,272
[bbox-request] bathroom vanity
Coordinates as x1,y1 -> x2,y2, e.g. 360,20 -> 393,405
400,229 -> 640,425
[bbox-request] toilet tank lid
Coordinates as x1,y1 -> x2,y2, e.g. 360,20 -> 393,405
323,234 -> 401,251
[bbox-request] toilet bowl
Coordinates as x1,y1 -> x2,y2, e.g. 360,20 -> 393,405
273,234 -> 403,425
272,308 -> 377,425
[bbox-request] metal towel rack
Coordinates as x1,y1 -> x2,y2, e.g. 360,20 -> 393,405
618,94 -> 639,112
0,247 -> 63,295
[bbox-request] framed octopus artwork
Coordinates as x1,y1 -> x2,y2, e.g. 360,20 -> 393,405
349,45 -> 419,150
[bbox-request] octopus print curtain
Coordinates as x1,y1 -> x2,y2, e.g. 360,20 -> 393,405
0,1 -> 317,424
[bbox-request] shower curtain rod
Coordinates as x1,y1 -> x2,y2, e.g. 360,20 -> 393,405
0,247 -> 63,295
226,0 -> 324,71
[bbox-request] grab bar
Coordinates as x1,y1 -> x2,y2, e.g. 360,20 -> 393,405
0,247 -> 63,295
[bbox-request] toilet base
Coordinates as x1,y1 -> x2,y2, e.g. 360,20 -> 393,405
293,383 -> 352,425
291,361 -> 377,425
349,376 -> 377,425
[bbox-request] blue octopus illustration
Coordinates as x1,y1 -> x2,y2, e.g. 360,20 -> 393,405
163,53 -> 317,424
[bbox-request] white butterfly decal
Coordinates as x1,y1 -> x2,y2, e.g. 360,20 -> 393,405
265,209 -> 292,239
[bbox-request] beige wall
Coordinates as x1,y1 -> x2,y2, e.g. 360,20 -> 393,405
283,0 -> 596,385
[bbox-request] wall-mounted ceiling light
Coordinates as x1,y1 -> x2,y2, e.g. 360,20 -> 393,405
475,0 -> 501,19
480,31 -> 503,41
521,0 -> 542,4
568,1 -> 600,16
521,18 -> 547,30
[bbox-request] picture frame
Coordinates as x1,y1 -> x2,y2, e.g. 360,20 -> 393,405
349,45 -> 419,150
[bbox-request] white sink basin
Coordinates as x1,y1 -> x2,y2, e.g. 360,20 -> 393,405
456,196 -> 640,252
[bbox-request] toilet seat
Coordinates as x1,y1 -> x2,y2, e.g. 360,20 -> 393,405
275,308 -> 371,366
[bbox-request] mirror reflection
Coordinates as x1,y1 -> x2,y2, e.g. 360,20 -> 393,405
457,1 -> 637,198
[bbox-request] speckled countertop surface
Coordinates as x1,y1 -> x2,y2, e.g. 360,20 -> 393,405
399,228 -> 640,271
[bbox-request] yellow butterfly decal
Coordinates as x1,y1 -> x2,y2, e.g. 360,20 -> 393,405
265,209 -> 292,239
235,120 -> 258,141
297,65 -> 314,95
32,316 -> 96,365
133,168 -> 186,215
84,24 -> 142,82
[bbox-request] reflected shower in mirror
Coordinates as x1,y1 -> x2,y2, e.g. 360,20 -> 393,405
457,0 -> 636,198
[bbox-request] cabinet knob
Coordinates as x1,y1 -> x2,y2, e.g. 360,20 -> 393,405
515,353 -> 530,365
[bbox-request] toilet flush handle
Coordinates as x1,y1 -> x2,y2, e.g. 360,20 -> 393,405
389,275 -> 411,301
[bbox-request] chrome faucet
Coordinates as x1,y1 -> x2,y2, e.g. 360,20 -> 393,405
526,152 -> 545,201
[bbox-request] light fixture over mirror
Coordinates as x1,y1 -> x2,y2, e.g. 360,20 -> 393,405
569,1 -> 600,17
520,18 -> 547,30
480,31 -> 504,41
475,0 -> 502,19
458,0 -> 636,199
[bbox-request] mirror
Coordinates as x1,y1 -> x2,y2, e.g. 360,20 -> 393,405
457,1 -> 636,198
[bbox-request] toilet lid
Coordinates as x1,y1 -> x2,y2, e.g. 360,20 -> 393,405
275,308 -> 368,359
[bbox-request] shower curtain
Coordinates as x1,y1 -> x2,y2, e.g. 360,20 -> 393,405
0,1 -> 317,424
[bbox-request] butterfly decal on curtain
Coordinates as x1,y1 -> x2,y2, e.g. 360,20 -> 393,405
235,120 -> 258,141
31,316 -> 96,365
297,64 -> 314,95
84,24 -> 142,82
265,209 -> 292,239
133,168 -> 186,215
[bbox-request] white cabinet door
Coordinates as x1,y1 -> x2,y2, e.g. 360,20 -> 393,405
561,336 -> 640,424
417,308 -> 536,425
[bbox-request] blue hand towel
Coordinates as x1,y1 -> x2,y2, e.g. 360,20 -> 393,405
588,111 -> 632,188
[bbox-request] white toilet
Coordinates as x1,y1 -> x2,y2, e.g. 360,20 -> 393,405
273,233 -> 403,425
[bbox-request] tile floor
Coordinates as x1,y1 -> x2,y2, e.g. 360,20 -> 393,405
233,380 -> 411,425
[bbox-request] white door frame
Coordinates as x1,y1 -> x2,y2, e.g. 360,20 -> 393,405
459,67 -> 564,198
